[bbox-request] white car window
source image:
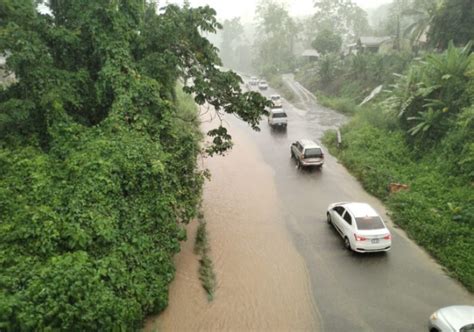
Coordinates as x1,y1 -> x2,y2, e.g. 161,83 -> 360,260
342,211 -> 353,225
334,206 -> 345,216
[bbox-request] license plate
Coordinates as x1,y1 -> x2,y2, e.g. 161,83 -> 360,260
371,239 -> 379,244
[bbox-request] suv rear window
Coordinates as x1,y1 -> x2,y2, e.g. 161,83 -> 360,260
272,112 -> 287,118
304,148 -> 323,158
355,216 -> 385,230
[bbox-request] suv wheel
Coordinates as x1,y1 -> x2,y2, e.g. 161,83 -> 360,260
326,213 -> 332,224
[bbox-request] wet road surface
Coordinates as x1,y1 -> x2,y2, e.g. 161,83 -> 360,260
228,75 -> 474,331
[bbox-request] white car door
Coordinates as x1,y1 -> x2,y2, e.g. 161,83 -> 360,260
331,206 -> 346,237
341,210 -> 354,239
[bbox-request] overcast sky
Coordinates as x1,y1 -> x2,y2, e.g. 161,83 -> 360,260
164,0 -> 393,20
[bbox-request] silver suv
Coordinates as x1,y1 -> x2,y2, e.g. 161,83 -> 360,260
268,108 -> 287,128
290,139 -> 324,168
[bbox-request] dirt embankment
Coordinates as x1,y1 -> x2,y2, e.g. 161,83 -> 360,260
146,118 -> 319,331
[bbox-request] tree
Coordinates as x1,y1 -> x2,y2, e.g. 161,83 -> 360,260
402,0 -> 443,48
220,17 -> 244,69
254,0 -> 298,75
311,28 -> 342,54
312,0 -> 370,41
384,42 -> 473,147
429,0 -> 474,49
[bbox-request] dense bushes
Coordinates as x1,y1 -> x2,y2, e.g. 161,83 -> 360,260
0,90 -> 203,330
323,44 -> 474,291
0,1 -> 267,330
296,52 -> 413,113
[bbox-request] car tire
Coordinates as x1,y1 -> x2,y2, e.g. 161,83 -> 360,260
326,213 -> 332,224
344,237 -> 351,250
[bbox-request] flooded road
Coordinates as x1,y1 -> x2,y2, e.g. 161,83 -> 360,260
148,75 -> 473,331
229,75 -> 473,331
146,113 -> 319,331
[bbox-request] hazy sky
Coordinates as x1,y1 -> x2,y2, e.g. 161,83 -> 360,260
165,0 -> 393,20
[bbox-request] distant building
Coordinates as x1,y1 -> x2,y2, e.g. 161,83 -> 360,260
301,49 -> 320,61
357,36 -> 392,53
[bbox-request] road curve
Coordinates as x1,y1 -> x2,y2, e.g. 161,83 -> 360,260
236,76 -> 473,331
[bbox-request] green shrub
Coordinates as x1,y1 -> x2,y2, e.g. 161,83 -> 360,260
0,91 -> 204,330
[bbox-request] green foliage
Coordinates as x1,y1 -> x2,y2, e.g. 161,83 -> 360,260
0,0 -> 269,330
316,93 -> 358,115
296,52 -> 413,108
268,74 -> 297,102
311,28 -> 342,55
194,215 -> 216,301
429,0 -> 474,49
313,0 -> 370,38
220,17 -> 245,69
402,0 -> 443,48
253,0 -> 298,75
384,42 -> 473,149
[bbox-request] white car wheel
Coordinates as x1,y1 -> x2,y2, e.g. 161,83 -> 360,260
344,237 -> 351,250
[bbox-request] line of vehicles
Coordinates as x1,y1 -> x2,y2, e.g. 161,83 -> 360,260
248,77 -> 473,331
256,80 -> 393,254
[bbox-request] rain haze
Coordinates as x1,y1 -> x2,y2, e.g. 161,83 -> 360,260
167,0 -> 393,20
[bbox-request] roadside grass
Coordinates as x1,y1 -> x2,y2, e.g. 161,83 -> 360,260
194,212 -> 217,301
268,74 -> 297,102
323,108 -> 474,292
316,93 -> 359,115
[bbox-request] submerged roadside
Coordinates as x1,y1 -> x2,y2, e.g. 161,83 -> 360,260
145,115 -> 319,331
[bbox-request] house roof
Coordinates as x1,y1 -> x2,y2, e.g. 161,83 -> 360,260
359,36 -> 391,47
301,49 -> 320,57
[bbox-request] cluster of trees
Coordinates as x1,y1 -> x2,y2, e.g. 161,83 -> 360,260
0,0 -> 267,329
371,0 -> 473,50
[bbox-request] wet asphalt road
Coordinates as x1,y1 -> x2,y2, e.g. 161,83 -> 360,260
228,75 -> 473,331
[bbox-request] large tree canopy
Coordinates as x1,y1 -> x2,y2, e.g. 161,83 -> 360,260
253,0 -> 298,75
428,0 -> 474,49
313,0 -> 370,40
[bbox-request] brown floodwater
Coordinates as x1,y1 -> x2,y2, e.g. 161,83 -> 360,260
145,116 -> 319,331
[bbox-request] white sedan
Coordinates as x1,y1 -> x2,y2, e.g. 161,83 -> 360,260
429,305 -> 474,332
326,202 -> 391,253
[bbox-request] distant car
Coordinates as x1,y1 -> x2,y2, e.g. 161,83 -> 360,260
258,80 -> 268,90
270,94 -> 282,108
290,139 -> 324,168
428,305 -> 474,332
326,202 -> 391,253
249,76 -> 258,86
268,108 -> 287,128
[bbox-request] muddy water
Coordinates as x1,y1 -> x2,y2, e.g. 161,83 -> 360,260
145,118 -> 319,331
